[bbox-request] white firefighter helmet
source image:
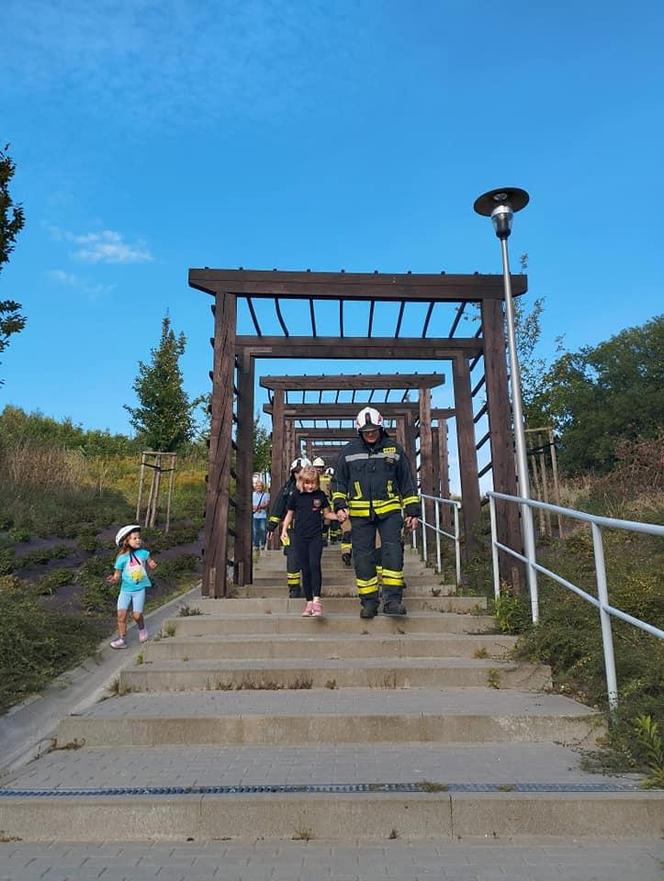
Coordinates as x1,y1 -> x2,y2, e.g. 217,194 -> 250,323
312,457 -> 325,467
289,456 -> 311,473
356,406 -> 383,433
115,524 -> 141,547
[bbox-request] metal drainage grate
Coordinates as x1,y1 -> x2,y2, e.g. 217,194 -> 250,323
0,781 -> 647,798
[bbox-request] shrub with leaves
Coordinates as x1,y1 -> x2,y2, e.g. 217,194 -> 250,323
0,589 -> 105,713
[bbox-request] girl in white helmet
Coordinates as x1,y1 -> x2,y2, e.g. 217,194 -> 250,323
106,525 -> 158,649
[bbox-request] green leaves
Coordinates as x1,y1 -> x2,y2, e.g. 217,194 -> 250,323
125,315 -> 195,452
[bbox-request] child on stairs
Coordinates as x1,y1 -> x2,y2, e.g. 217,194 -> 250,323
280,466 -> 338,617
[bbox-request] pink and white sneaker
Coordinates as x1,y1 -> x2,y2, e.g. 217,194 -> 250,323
301,601 -> 314,617
110,637 -> 127,650
138,628 -> 149,643
311,600 -> 323,617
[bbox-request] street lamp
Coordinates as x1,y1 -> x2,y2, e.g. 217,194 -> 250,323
474,187 -> 539,621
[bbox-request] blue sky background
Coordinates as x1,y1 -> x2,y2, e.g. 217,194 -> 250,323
2,0 -> 663,488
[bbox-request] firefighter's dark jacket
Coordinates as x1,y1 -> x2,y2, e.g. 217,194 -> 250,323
266,476 -> 296,532
331,432 -> 419,519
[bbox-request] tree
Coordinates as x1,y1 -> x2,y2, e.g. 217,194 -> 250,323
253,417 -> 272,473
0,145 -> 27,383
538,315 -> 664,474
125,315 -> 195,451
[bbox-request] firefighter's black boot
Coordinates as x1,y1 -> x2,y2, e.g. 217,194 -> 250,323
359,593 -> 380,619
342,552 -> 352,567
288,586 -> 303,599
382,587 -> 406,616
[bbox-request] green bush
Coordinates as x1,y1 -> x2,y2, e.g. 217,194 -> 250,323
8,527 -> 30,543
0,574 -> 24,592
0,549 -> 16,576
0,590 -> 105,713
77,535 -> 99,554
50,544 -> 73,560
36,569 -> 74,596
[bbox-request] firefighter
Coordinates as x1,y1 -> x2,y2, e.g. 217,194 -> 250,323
332,407 -> 419,618
266,457 -> 311,598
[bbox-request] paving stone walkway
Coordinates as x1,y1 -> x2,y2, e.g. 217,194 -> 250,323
1,840 -> 663,880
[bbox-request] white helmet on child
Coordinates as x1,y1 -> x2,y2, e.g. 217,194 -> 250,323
312,457 -> 325,467
290,457 -> 311,473
115,524 -> 141,546
356,406 -> 383,433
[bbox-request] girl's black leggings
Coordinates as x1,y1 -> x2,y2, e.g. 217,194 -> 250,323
294,533 -> 323,601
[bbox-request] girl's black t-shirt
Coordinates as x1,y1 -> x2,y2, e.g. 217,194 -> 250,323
287,489 -> 329,539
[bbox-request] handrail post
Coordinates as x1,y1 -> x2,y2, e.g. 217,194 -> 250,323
591,522 -> 619,712
523,503 -> 539,623
420,497 -> 428,564
488,494 -> 501,603
434,500 -> 442,574
454,503 -> 461,586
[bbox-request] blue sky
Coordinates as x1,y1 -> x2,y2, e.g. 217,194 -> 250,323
2,0 -> 663,477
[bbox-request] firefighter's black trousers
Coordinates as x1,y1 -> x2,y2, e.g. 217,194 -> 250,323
350,511 -> 404,598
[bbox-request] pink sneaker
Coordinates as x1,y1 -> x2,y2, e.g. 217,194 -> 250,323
138,628 -> 149,643
110,637 -> 127,650
301,601 -> 314,617
311,600 -> 323,617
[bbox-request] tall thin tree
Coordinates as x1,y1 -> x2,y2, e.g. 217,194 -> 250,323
0,144 -> 27,384
125,315 -> 195,451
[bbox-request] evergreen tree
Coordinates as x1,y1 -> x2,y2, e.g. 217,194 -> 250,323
0,145 -> 27,384
125,315 -> 195,451
253,417 -> 272,473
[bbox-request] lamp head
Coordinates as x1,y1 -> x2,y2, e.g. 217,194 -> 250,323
473,188 -> 529,241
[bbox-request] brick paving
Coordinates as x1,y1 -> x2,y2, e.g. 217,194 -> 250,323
1,840 -> 663,880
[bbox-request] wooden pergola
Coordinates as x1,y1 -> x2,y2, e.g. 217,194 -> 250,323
191,268 -> 525,597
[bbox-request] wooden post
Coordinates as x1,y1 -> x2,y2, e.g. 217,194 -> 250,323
270,389 -> 285,498
234,351 -> 255,586
165,454 -> 176,534
437,421 -> 452,529
419,387 -> 435,563
452,355 -> 481,559
136,453 -> 147,522
203,292 -> 237,598
481,299 -> 523,589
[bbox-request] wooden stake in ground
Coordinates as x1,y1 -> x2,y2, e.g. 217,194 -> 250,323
136,452 -> 177,531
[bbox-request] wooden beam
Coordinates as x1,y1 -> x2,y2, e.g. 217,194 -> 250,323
260,373 -> 446,391
452,355 -> 481,559
190,268 -> 527,302
419,386 -> 435,562
203,293 -> 236,598
270,389 -> 285,503
481,299 -> 523,590
266,402 -> 441,418
241,337 -> 482,360
234,351 -> 254,587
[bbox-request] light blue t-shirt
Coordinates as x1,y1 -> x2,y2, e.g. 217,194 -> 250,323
252,490 -> 269,520
114,548 -> 152,592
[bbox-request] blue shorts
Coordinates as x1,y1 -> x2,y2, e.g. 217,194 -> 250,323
117,589 -> 146,613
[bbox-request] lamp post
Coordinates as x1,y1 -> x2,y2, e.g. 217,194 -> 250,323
474,187 -> 539,621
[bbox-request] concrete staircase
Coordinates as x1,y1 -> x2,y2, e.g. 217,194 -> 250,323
1,546 -> 662,842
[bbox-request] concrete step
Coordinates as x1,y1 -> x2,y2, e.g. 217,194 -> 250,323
3,791 -> 662,841
119,657 -> 551,692
166,612 -> 498,636
241,577 -> 456,599
195,596 -> 487,614
145,633 -> 517,661
56,689 -> 603,748
2,744 -> 659,841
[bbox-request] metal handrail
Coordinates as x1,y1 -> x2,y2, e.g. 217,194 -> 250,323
417,494 -> 462,586
488,490 -> 664,710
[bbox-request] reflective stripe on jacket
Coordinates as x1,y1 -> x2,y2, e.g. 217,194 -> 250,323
331,433 -> 419,519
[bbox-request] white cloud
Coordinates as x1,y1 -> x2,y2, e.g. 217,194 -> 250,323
70,230 -> 153,264
47,269 -> 115,299
49,226 -> 153,264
